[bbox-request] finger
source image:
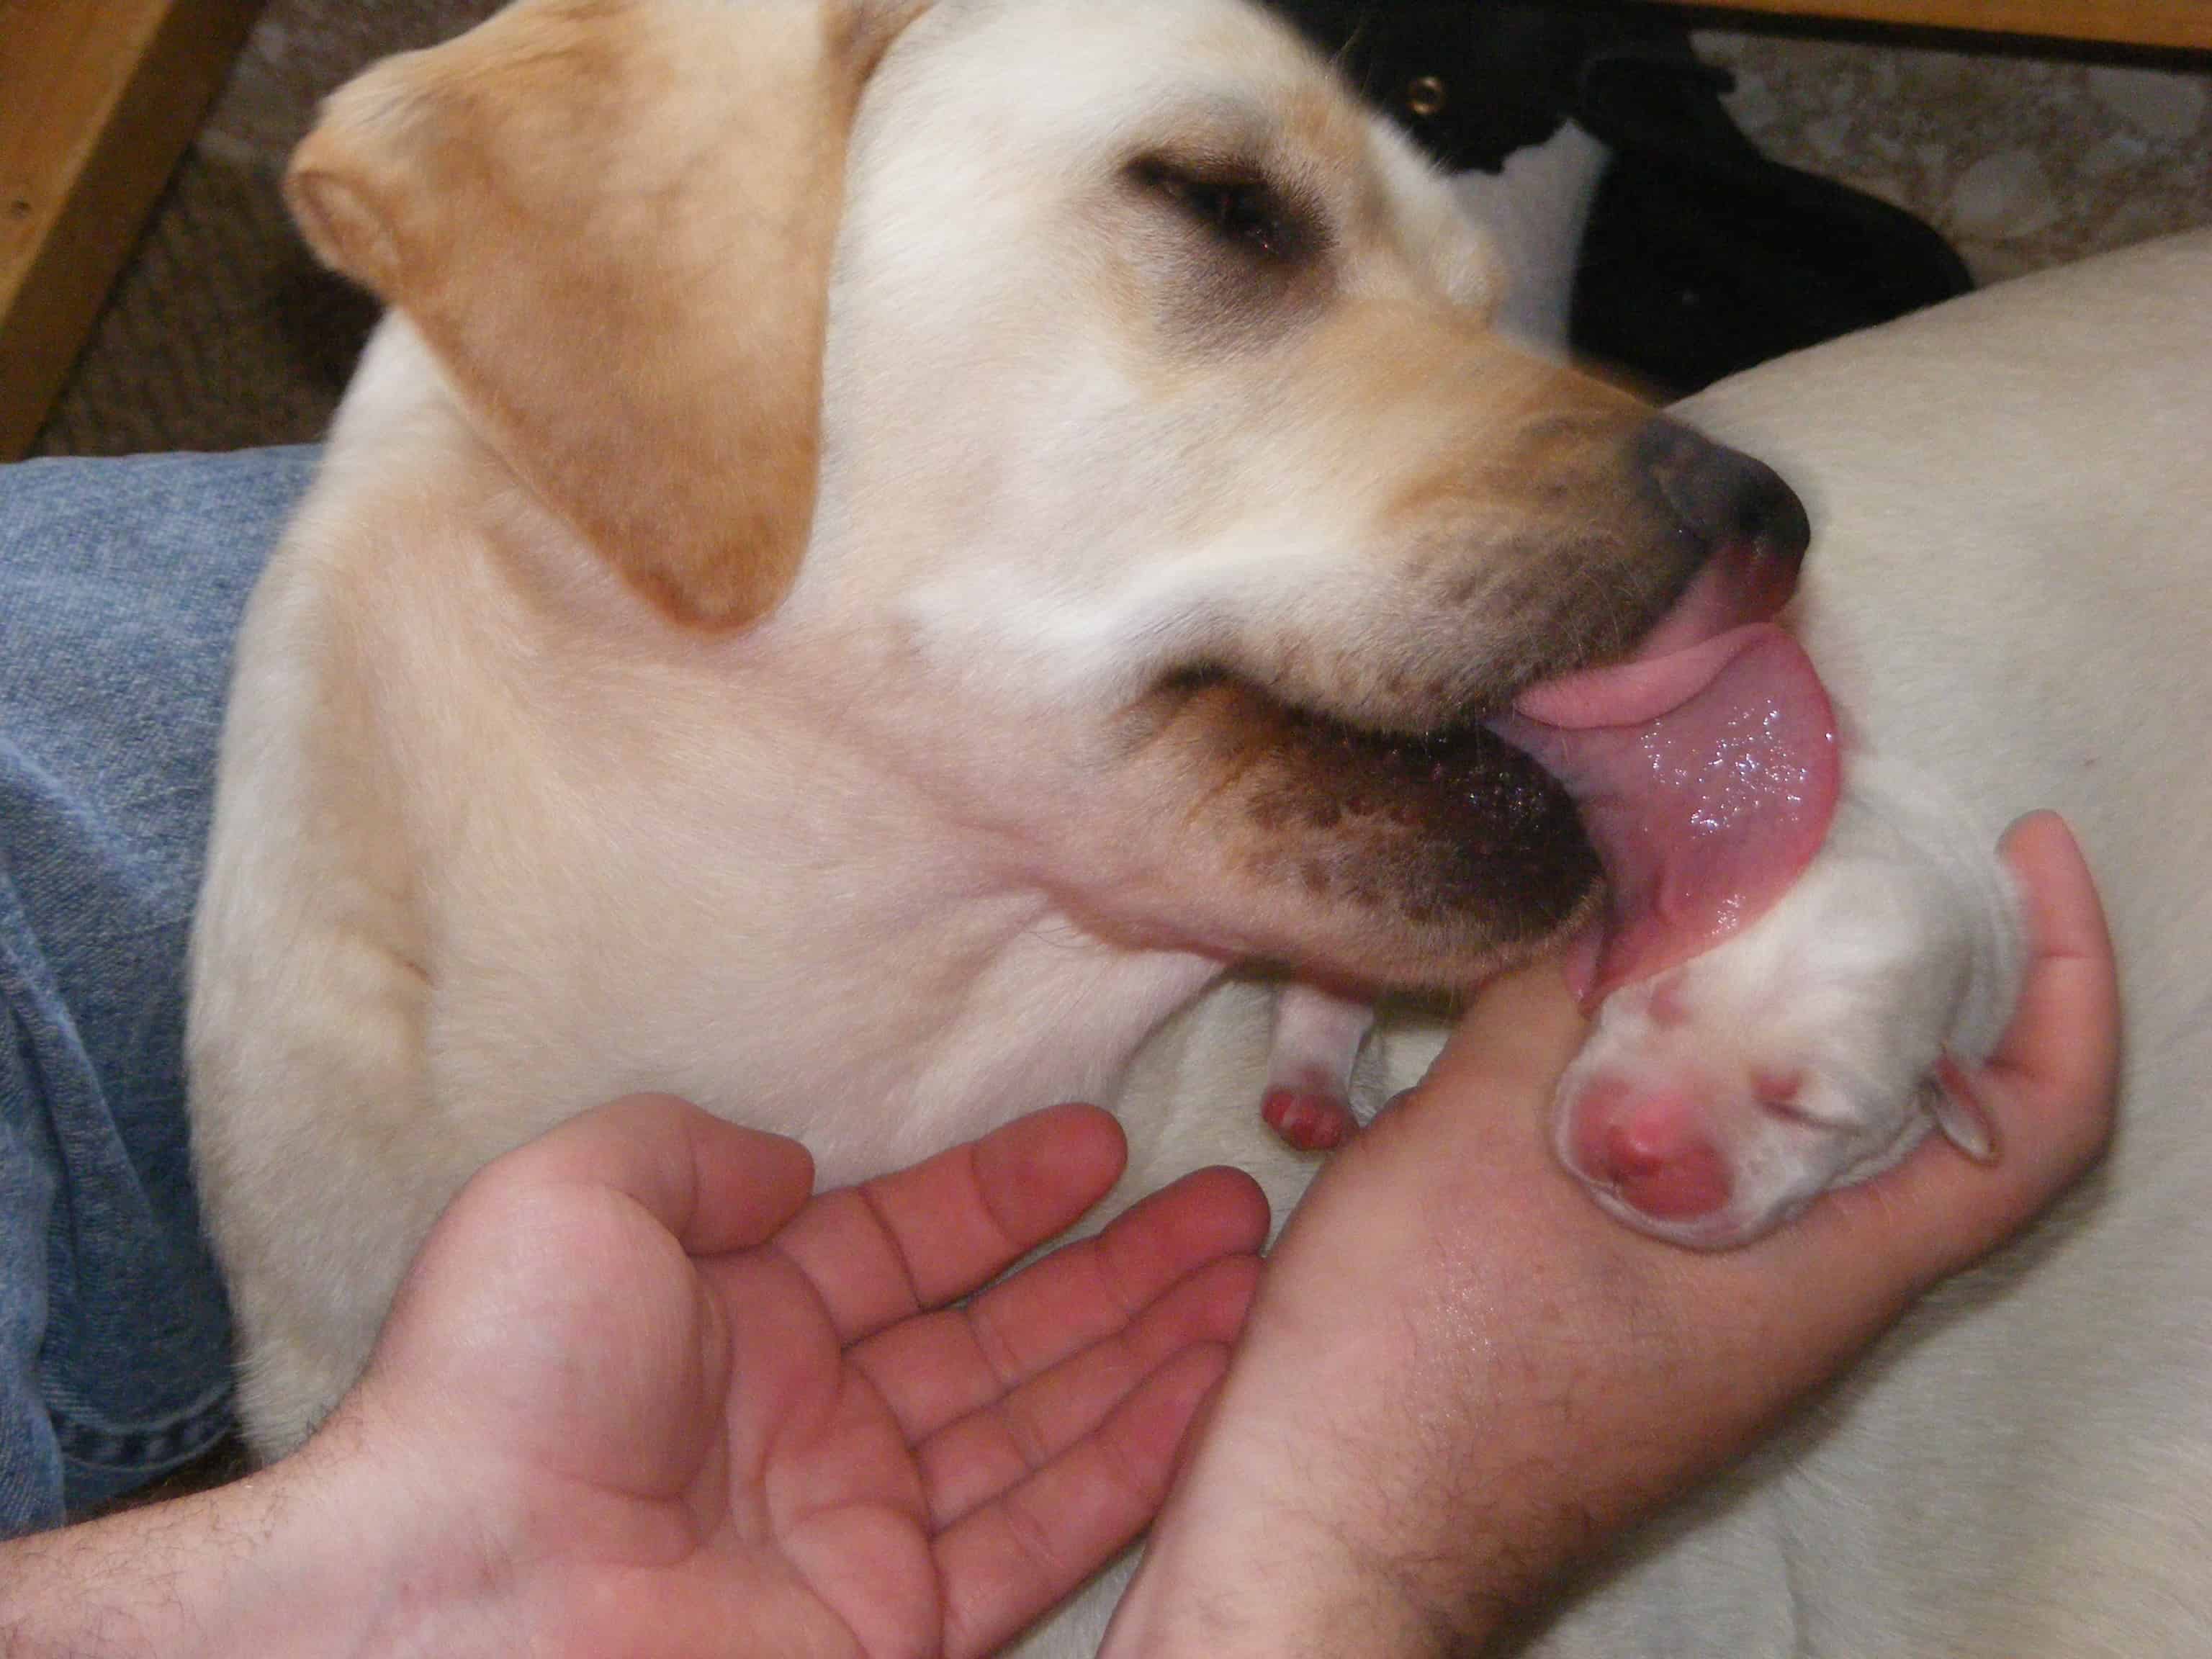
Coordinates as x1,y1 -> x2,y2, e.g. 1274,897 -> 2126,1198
1903,811 -> 2121,1194
497,1093 -> 815,1257
1438,955 -> 1592,1095
850,1166 -> 1269,1440
1361,957 -> 1588,1169
1981,811 -> 2121,1127
935,1344 -> 1231,1659
914,1253 -> 1261,1528
772,1104 -> 1129,1344
1729,811 -> 2120,1321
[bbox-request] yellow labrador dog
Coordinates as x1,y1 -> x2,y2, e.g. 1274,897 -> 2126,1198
189,0 -> 1815,1461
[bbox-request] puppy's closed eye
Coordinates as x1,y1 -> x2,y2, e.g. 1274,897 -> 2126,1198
1128,155 -> 1321,266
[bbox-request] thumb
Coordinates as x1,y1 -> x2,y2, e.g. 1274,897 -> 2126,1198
498,1093 -> 817,1257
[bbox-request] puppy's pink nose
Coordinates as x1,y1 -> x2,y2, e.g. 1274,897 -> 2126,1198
1570,1079 -> 1734,1220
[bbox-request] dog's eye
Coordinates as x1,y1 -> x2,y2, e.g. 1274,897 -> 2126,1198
1131,158 -> 1308,262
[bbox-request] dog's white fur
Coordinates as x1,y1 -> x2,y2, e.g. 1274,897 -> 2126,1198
186,0 -> 2212,1646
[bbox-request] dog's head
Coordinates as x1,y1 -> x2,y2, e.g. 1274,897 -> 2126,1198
289,0 -> 1808,990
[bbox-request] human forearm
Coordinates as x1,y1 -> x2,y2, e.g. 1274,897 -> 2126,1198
1105,1505 -> 1485,1658
2,1470 -> 315,1658
0,1414 -> 498,1659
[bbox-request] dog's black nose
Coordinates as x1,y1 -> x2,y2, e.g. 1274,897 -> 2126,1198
1634,417 -> 1810,567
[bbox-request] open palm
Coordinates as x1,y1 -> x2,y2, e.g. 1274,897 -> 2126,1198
349,1095 -> 1267,1659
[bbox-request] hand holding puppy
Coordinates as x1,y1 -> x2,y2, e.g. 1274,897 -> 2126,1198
1105,812 -> 2118,1656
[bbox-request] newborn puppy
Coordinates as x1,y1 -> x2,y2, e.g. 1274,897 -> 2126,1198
1262,616 -> 2025,1248
1468,585 -> 2025,1246
1544,750 -> 2022,1248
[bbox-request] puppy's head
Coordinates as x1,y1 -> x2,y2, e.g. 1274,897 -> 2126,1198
290,0 -> 1809,992
1549,858 -> 2005,1251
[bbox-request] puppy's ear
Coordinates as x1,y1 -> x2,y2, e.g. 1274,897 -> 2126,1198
285,0 -> 930,628
1928,1055 -> 2000,1164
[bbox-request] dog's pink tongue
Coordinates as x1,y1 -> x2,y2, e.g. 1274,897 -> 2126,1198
1490,623 -> 1838,1005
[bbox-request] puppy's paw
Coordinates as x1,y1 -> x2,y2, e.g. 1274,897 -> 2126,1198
1262,985 -> 1375,1154
1262,1084 -> 1359,1151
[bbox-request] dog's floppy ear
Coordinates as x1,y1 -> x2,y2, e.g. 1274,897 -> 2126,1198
285,0 -> 928,628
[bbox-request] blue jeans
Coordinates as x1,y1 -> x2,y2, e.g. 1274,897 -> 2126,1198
0,448 -> 317,1533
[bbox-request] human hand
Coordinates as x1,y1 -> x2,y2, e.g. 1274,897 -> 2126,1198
1103,811 -> 2118,1656
1,1100 -> 1267,1658
311,1097 -> 1267,1658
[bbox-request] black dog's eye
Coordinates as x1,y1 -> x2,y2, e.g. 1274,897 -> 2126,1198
1131,157 -> 1309,262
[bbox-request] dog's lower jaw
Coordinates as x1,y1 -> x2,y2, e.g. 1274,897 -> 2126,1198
1057,673 -> 1602,990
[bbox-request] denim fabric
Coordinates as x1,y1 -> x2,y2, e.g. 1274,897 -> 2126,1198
0,448 -> 318,1533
